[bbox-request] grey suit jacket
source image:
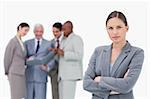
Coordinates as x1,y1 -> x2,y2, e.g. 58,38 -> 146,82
83,42 -> 144,99
25,38 -> 58,71
24,38 -> 55,83
4,36 -> 26,75
47,39 -> 59,72
58,33 -> 84,80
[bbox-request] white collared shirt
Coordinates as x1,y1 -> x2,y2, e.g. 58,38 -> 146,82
16,35 -> 25,51
34,38 -> 43,51
54,33 -> 63,48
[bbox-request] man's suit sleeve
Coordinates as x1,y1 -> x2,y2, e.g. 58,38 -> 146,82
26,51 -> 56,66
47,58 -> 57,71
26,40 -> 56,66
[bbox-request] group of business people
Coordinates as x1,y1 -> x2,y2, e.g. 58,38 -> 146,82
4,21 -> 84,99
4,10 -> 144,99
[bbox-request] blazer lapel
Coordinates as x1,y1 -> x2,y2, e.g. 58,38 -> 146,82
30,39 -> 35,55
15,36 -> 26,57
101,46 -> 111,77
110,42 -> 131,76
61,33 -> 74,49
23,44 -> 27,57
36,39 -> 45,54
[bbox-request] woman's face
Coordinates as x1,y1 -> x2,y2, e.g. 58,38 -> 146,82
52,27 -> 61,38
106,17 -> 128,44
19,26 -> 30,37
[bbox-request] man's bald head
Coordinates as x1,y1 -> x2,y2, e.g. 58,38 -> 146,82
63,21 -> 73,37
63,21 -> 73,29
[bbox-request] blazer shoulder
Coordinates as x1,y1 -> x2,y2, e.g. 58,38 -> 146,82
95,45 -> 109,52
43,38 -> 49,42
42,38 -> 50,43
48,39 -> 55,48
91,46 -> 106,57
72,34 -> 83,45
130,46 -> 144,58
24,39 -> 34,44
73,34 -> 83,40
50,39 -> 55,44
50,38 -> 55,42
130,46 -> 144,53
7,37 -> 17,46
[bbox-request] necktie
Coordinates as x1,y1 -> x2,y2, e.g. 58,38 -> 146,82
36,40 -> 40,53
56,39 -> 60,48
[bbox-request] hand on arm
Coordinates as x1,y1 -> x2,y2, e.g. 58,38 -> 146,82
93,69 -> 129,95
48,48 -> 57,53
124,69 -> 129,78
39,64 -> 48,72
56,48 -> 64,56
83,47 -> 110,97
96,49 -> 144,94
49,47 -> 64,56
26,56 -> 35,61
94,76 -> 101,83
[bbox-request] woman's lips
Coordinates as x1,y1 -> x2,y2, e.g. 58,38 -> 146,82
112,36 -> 120,39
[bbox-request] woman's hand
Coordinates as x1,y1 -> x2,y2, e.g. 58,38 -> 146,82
124,69 -> 129,78
94,76 -> 101,83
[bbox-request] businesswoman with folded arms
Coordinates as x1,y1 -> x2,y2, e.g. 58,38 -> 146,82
4,23 -> 30,99
83,11 -> 144,99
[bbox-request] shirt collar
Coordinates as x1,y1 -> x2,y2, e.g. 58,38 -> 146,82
35,38 -> 43,45
16,33 -> 22,41
54,33 -> 63,41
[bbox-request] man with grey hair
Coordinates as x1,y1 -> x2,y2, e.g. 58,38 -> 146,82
24,24 -> 56,99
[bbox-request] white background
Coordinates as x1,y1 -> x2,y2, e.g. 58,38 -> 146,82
0,0 -> 149,99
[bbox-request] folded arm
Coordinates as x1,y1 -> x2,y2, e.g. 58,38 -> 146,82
97,49 -> 144,94
83,48 -> 110,97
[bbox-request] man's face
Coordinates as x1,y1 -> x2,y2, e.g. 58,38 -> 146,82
62,23 -> 72,37
34,27 -> 44,39
52,27 -> 61,38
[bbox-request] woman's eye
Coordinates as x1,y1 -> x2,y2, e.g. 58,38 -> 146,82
116,26 -> 122,29
108,27 -> 113,30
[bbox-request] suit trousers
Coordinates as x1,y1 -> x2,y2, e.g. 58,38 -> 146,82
8,73 -> 26,99
59,80 -> 76,99
26,82 -> 47,99
49,68 -> 59,99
